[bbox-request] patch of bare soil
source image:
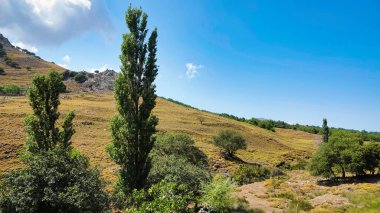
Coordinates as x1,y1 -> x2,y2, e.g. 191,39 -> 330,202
236,182 -> 283,213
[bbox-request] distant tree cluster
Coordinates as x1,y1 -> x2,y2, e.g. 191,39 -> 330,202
310,130 -> 380,179
219,113 -> 380,142
0,42 -> 5,57
4,57 -> 20,69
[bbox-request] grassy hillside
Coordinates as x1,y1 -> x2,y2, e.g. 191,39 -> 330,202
0,34 -> 65,88
0,92 -> 319,182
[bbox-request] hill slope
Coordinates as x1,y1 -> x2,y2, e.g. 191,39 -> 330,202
0,34 -> 65,87
0,92 -> 320,182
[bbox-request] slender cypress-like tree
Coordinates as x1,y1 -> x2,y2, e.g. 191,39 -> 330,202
322,118 -> 329,143
107,6 -> 158,193
24,71 -> 75,152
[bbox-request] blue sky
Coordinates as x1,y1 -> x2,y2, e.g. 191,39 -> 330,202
1,0 -> 379,131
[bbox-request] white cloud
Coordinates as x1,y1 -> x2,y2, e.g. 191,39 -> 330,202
90,64 -> 111,73
0,0 -> 113,46
62,55 -> 71,63
186,63 -> 204,79
12,41 -> 38,53
58,64 -> 69,69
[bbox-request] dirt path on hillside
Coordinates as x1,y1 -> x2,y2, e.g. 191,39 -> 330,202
236,182 -> 282,213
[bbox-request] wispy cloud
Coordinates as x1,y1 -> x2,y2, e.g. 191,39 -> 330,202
12,41 -> 38,53
62,55 -> 71,63
0,0 -> 113,46
186,63 -> 204,79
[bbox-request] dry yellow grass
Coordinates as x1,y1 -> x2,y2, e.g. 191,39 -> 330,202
0,92 -> 319,182
0,43 -> 65,88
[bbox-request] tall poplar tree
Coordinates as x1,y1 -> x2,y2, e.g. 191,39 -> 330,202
322,118 -> 329,143
25,71 -> 75,152
107,6 -> 158,193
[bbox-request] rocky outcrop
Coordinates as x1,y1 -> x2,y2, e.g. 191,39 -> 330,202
64,69 -> 118,92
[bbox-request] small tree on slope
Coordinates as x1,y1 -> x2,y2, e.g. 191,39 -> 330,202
107,6 -> 159,194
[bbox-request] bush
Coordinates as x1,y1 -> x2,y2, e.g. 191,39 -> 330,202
74,72 -> 87,83
232,164 -> 270,185
213,130 -> 246,158
126,180 -> 192,213
146,133 -> 210,196
0,150 -> 109,212
152,133 -> 208,167
4,57 -> 20,69
0,84 -> 21,95
147,155 -> 210,195
200,174 -> 236,212
270,167 -> 285,177
0,67 -> 4,75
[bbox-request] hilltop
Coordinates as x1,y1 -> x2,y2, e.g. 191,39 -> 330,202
0,34 -> 66,87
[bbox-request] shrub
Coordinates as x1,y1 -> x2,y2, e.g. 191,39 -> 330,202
0,84 -> 21,95
126,180 -> 192,213
4,57 -> 20,69
271,167 -> 285,177
213,130 -> 246,158
152,133 -> 208,167
147,155 -> 210,195
0,67 -> 4,75
232,164 -> 270,185
200,174 -> 237,213
74,71 -> 87,83
0,150 -> 109,212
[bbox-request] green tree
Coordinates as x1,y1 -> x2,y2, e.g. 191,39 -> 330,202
322,118 -> 329,142
310,131 -> 364,179
0,71 -> 109,212
24,71 -> 73,153
213,130 -> 246,158
107,6 -> 159,194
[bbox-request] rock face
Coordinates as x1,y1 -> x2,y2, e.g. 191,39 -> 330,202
82,69 -> 117,91
64,69 -> 118,92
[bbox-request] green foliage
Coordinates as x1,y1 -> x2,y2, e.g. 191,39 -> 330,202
362,143 -> 380,175
213,130 -> 246,158
232,164 -> 270,185
0,84 -> 21,95
106,6 -> 159,195
322,118 -> 329,142
126,180 -> 192,213
73,71 -> 87,83
310,131 -> 374,179
152,133 -> 208,167
147,155 -> 210,195
4,57 -> 20,69
345,192 -> 380,213
200,174 -> 238,213
0,42 -> 5,57
0,67 -> 4,74
24,71 -> 73,153
0,150 -> 109,213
